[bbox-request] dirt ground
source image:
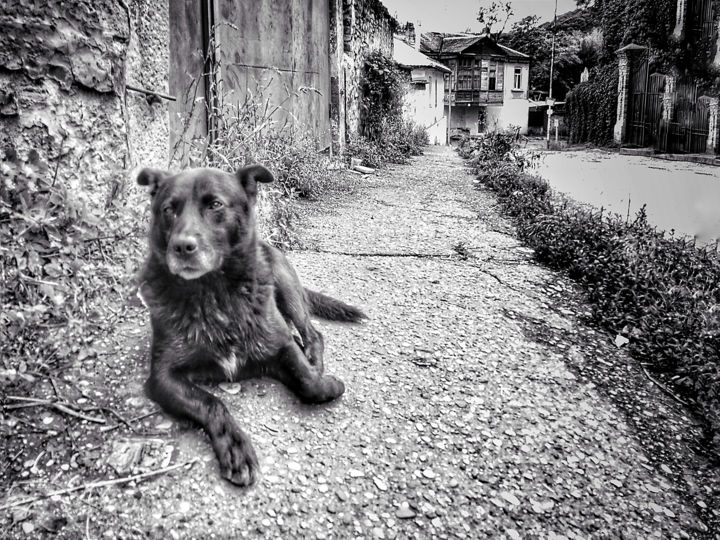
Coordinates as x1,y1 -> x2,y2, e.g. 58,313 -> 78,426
2,146 -> 719,538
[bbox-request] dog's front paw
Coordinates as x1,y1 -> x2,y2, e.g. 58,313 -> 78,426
316,374 -> 345,402
212,424 -> 258,486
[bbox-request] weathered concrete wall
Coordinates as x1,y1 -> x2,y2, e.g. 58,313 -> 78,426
330,0 -> 396,147
401,69 -> 448,144
126,0 -> 170,170
0,0 -> 168,216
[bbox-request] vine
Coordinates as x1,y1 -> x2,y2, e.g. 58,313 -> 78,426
359,50 -> 404,140
566,63 -> 619,146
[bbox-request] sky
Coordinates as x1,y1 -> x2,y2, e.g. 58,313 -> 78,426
381,0 -> 580,34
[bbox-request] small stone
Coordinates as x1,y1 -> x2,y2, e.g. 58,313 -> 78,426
448,478 -> 459,488
506,529 -> 521,540
422,469 -> 436,479
396,502 -> 416,520
500,491 -> 520,506
649,503 -> 664,514
155,420 -> 173,430
22,523 -> 35,534
287,462 -> 301,472
179,501 -> 191,513
373,477 -> 388,491
349,469 -> 364,478
660,464 -> 672,475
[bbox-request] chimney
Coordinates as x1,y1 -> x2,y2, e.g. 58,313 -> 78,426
415,21 -> 422,51
404,22 -> 416,48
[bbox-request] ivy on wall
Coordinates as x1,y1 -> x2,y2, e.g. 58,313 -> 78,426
359,50 -> 404,139
566,63 -> 619,146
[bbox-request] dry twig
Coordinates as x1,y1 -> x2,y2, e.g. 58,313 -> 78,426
0,459 -> 199,511
640,365 -> 689,406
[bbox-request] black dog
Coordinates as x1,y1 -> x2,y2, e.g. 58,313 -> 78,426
136,164 -> 365,486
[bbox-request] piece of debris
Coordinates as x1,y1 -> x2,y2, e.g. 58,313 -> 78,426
353,165 -> 375,175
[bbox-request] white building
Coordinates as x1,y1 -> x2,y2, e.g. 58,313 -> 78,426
421,31 -> 531,136
393,37 -> 452,145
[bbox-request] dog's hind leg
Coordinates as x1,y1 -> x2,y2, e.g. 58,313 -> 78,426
145,360 -> 258,486
267,245 -> 325,371
268,341 -> 345,404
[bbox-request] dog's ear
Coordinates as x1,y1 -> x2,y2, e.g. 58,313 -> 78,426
236,164 -> 274,201
136,168 -> 170,197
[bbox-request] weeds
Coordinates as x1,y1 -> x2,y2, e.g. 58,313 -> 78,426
459,130 -> 720,436
0,158 -> 146,379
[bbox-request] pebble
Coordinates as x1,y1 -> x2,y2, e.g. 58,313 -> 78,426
373,477 -> 388,491
396,504 -> 416,519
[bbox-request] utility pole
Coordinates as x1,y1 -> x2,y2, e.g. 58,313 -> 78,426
546,0 -> 558,142
447,71 -> 453,145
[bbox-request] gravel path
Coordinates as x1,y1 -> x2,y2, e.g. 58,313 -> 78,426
10,146 -> 718,538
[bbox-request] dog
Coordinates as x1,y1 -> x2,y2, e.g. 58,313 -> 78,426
136,164 -> 365,486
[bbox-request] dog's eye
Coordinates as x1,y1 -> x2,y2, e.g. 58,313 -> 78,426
208,200 -> 223,210
162,205 -> 174,216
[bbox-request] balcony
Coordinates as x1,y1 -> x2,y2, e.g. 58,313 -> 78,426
444,90 -> 504,105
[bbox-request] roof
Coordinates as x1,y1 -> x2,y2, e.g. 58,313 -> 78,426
393,38 -> 451,73
420,32 -> 530,61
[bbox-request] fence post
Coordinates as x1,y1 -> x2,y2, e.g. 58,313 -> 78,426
673,0 -> 687,39
706,97 -> 719,154
613,50 -> 630,144
662,75 -> 675,121
614,44 -> 647,145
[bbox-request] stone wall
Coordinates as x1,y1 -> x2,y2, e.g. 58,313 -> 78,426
330,0 -> 396,149
0,0 -> 169,216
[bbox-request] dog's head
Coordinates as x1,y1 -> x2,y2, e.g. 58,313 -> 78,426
137,165 -> 274,280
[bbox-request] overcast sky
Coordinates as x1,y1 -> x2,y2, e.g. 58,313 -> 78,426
381,0 -> 579,34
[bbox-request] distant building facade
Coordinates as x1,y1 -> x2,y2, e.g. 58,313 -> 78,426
421,31 -> 531,136
393,37 -> 451,144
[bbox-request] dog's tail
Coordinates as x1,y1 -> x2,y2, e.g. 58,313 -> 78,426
305,289 -> 367,323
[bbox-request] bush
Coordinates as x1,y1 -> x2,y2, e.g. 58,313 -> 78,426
346,118 -> 429,168
458,132 -> 720,435
347,50 -> 429,168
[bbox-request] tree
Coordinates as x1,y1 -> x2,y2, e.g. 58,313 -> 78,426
477,1 -> 514,39
505,12 -> 602,100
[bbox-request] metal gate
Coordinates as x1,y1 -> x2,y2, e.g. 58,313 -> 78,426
658,81 -> 710,154
626,56 -> 664,148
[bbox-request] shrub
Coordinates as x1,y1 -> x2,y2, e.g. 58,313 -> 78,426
458,132 -> 720,435
347,50 -> 429,168
346,117 -> 429,168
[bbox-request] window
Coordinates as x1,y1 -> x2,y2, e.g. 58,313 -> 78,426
489,68 -> 496,91
513,67 -> 522,90
480,67 -> 488,91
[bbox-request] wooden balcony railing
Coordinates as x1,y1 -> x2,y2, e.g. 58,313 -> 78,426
444,90 -> 504,105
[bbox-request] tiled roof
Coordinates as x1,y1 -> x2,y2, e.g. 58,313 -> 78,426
420,32 -> 530,61
393,38 -> 451,73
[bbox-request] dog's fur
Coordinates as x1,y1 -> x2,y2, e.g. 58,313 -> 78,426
136,164 -> 365,486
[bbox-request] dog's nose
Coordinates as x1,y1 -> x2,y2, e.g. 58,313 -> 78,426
172,236 -> 198,255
